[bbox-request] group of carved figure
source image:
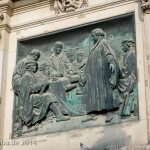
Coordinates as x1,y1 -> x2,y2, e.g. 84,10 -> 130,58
12,28 -> 137,136
82,29 -> 137,123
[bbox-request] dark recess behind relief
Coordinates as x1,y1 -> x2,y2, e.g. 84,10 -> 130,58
17,13 -> 134,60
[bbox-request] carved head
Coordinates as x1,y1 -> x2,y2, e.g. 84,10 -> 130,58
76,51 -> 84,62
53,41 -> 64,54
26,61 -> 38,73
30,49 -> 40,61
62,0 -> 76,8
122,37 -> 134,52
39,62 -> 50,75
91,28 -> 106,44
39,62 -> 49,71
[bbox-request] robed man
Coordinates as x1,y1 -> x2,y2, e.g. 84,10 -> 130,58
82,28 -> 119,122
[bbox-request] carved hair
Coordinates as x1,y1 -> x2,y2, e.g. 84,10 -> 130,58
25,61 -> 37,70
122,37 -> 134,44
92,28 -> 106,37
53,41 -> 64,51
30,49 -> 40,59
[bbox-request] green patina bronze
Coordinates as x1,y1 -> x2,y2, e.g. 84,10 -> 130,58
12,13 -> 138,138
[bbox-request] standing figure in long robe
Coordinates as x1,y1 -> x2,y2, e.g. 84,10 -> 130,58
82,28 -> 119,123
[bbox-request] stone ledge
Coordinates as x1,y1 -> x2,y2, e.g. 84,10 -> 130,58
11,0 -> 135,32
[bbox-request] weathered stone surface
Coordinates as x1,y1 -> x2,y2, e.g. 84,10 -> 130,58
141,0 -> 150,14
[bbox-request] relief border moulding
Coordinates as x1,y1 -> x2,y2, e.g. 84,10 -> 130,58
141,0 -> 150,14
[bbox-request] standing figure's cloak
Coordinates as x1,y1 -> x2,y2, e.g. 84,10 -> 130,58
85,37 -> 119,113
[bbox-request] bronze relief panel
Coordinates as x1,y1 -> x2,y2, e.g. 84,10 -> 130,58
12,14 -> 138,138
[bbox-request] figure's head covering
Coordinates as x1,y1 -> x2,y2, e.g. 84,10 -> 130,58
122,37 -> 135,51
92,28 -> 106,37
122,37 -> 134,44
25,60 -> 37,69
30,49 -> 40,59
53,41 -> 64,51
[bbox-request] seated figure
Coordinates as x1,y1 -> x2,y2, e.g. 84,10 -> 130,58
49,41 -> 77,91
49,41 -> 72,77
18,61 -> 70,134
